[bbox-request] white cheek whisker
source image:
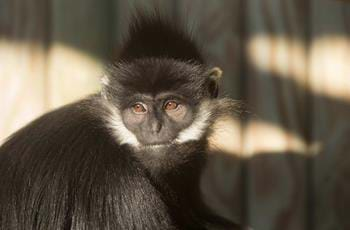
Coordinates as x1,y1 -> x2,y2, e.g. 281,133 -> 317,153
102,100 -> 140,147
100,75 -> 110,86
100,75 -> 110,100
175,101 -> 212,143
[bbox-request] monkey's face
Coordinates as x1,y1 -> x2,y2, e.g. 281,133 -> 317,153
121,92 -> 195,146
103,58 -> 219,148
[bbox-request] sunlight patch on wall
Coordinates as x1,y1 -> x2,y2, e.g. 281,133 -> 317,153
47,42 -> 103,108
247,35 -> 350,101
207,115 -> 308,157
244,120 -> 307,156
0,39 -> 47,143
247,35 -> 307,85
0,40 -> 104,143
309,36 -> 350,101
208,116 -> 242,156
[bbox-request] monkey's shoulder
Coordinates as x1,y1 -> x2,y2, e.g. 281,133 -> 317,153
0,98 -> 178,229
0,97 -> 118,159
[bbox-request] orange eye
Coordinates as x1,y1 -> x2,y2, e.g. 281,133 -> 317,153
164,101 -> 179,111
132,103 -> 147,114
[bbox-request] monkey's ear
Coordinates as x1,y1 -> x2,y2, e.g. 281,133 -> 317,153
208,67 -> 223,98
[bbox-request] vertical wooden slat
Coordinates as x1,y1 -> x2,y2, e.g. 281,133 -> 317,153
0,0 -> 49,142
244,0 -> 308,229
310,1 -> 350,229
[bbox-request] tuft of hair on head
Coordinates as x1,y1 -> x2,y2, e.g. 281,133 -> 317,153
118,10 -> 204,64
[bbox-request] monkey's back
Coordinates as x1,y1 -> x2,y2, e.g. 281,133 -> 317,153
0,97 -> 175,229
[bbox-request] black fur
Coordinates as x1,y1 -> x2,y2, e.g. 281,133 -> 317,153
118,12 -> 204,63
0,98 -> 175,229
0,12 -> 243,230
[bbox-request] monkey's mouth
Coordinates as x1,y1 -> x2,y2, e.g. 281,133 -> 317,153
139,141 -> 173,149
144,143 -> 170,147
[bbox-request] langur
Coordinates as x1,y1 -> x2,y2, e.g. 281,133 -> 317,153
0,12 -> 243,229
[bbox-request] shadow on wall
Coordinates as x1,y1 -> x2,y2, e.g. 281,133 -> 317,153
202,145 -> 350,230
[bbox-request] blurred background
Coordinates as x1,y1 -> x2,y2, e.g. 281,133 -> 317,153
1,0 -> 350,229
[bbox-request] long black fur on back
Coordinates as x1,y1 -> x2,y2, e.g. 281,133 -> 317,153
0,12 -> 243,230
0,98 -> 175,229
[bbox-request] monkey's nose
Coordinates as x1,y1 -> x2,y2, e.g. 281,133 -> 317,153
151,121 -> 162,133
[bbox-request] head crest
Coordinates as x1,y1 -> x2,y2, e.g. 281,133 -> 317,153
118,12 -> 204,63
